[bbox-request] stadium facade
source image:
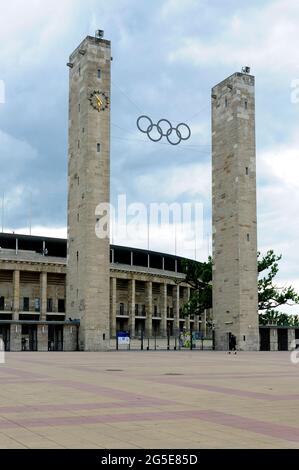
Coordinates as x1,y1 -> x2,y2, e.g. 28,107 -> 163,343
0,233 -> 208,351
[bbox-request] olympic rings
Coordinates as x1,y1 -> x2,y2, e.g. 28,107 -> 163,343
136,115 -> 191,145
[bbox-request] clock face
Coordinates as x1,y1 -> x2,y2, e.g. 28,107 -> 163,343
88,91 -> 109,112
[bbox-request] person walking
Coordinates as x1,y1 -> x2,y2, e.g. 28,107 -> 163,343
229,334 -> 237,354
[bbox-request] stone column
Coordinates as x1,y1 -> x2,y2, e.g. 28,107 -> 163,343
194,315 -> 200,333
110,277 -> 117,338
270,328 -> 278,351
13,270 -> 20,320
173,284 -> 180,333
146,281 -> 152,337
203,309 -> 207,337
64,324 -> 78,351
10,324 -> 22,351
161,283 -> 167,337
40,272 -> 47,320
288,329 -> 295,351
37,325 -> 48,352
184,287 -> 190,331
128,278 -> 136,338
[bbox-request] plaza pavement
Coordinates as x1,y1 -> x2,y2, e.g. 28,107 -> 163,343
0,351 -> 298,449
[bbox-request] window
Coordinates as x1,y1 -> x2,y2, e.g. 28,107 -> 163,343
23,297 -> 29,311
79,66 -> 81,76
58,299 -> 65,313
119,303 -> 124,315
0,297 -> 4,311
246,167 -> 249,175
97,69 -> 101,79
78,140 -> 80,149
78,103 -> 80,112
34,298 -> 40,312
225,97 -> 228,108
245,100 -> 248,110
97,143 -> 101,153
142,305 -> 146,316
154,305 -> 158,316
135,304 -> 139,316
47,298 -> 53,313
247,233 -> 250,242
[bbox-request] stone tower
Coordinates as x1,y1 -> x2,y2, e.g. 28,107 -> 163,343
66,34 -> 111,351
211,72 -> 259,351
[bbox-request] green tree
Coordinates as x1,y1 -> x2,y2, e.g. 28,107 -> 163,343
181,250 -> 299,324
181,257 -> 212,317
258,250 -> 299,312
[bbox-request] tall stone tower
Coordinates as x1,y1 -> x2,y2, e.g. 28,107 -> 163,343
211,72 -> 259,351
66,34 -> 111,351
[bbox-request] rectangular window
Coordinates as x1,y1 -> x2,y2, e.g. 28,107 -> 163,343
35,298 -> 40,312
119,303 -> 124,315
78,103 -> 80,112
0,297 -> 4,311
245,100 -> 248,110
247,233 -> 250,242
135,304 -> 139,316
154,305 -> 158,316
225,97 -> 228,108
23,297 -> 29,312
142,304 -> 146,316
97,143 -> 101,153
97,69 -> 101,79
47,298 -> 53,313
246,167 -> 249,175
58,299 -> 65,313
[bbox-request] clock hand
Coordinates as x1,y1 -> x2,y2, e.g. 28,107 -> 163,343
95,94 -> 103,106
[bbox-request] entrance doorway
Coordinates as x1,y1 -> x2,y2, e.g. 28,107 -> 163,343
0,325 -> 10,351
277,329 -> 288,351
152,320 -> 161,336
21,325 -> 37,351
48,325 -> 63,351
260,328 -> 270,351
135,319 -> 145,337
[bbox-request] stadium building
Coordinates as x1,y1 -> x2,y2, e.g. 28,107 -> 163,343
0,232 -> 209,351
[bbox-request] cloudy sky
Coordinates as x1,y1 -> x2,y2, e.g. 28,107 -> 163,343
0,0 -> 299,311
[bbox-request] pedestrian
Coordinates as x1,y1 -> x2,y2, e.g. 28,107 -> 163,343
229,334 -> 237,354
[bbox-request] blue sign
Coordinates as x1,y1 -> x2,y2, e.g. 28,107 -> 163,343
117,331 -> 130,345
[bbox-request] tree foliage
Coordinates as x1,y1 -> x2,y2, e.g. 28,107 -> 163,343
181,257 -> 212,317
258,250 -> 299,311
259,310 -> 299,327
181,250 -> 299,325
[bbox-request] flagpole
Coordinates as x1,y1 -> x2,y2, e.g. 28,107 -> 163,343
1,193 -> 4,233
